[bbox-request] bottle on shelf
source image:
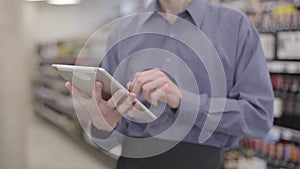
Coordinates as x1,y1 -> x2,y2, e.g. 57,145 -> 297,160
294,82 -> 300,117
282,76 -> 292,114
238,136 -> 300,168
273,143 -> 284,167
292,78 -> 300,129
296,146 -> 300,169
287,77 -> 298,115
272,74 -> 284,118
291,9 -> 299,30
243,1 -> 300,32
254,139 -> 263,158
267,142 -> 276,164
288,144 -> 298,168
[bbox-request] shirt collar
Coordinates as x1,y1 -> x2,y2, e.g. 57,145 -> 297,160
145,0 -> 160,12
141,0 -> 206,28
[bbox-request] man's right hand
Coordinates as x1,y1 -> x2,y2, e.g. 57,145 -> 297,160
65,81 -> 137,132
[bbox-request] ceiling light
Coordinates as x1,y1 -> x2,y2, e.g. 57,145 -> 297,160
47,0 -> 80,5
25,0 -> 46,2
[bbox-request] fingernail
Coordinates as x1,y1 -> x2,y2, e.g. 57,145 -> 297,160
97,82 -> 103,88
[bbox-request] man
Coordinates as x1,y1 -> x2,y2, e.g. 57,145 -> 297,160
66,0 -> 274,168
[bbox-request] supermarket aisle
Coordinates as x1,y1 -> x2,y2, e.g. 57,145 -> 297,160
27,112 -> 114,169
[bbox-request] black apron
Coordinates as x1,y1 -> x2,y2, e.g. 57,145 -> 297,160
116,138 -> 222,169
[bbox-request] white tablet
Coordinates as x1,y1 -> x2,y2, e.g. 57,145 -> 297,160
52,64 -> 157,123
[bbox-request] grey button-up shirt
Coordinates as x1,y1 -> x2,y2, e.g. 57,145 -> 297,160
93,0 -> 274,150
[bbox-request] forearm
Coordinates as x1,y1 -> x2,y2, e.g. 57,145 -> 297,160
177,89 -> 273,138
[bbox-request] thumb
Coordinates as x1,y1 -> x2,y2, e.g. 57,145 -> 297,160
65,82 -> 72,92
94,81 -> 103,104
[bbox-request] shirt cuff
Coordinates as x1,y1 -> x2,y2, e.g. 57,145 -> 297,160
90,123 -> 114,139
175,90 -> 209,127
88,122 -> 123,150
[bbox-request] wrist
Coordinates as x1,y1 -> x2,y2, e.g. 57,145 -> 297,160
170,89 -> 182,109
92,121 -> 116,132
91,123 -> 115,139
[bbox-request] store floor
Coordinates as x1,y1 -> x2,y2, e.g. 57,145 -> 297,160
26,113 -> 114,169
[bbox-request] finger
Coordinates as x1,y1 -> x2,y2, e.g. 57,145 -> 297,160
127,82 -> 133,91
72,85 -> 90,98
71,86 -> 92,105
94,81 -> 104,104
107,110 -> 123,128
132,78 -> 151,97
65,82 -> 72,92
116,94 -> 136,115
150,89 -> 167,106
65,82 -> 90,98
128,92 -> 137,101
107,89 -> 128,110
131,70 -> 161,96
141,77 -> 166,102
135,68 -> 161,77
132,99 -> 142,110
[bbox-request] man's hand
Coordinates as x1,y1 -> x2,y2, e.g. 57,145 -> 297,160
127,68 -> 181,109
65,81 -> 137,132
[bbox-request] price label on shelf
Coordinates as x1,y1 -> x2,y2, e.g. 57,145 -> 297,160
273,97 -> 283,118
278,31 -> 300,60
260,34 -> 275,60
282,129 -> 293,141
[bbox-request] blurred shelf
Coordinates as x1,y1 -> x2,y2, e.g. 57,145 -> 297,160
34,74 -> 64,84
270,72 -> 300,75
268,61 -> 300,74
39,57 -> 96,66
39,57 -> 76,65
34,74 -> 68,93
273,125 -> 300,144
268,59 -> 300,62
259,28 -> 300,34
35,90 -> 76,119
274,114 -> 300,132
35,104 -> 78,133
